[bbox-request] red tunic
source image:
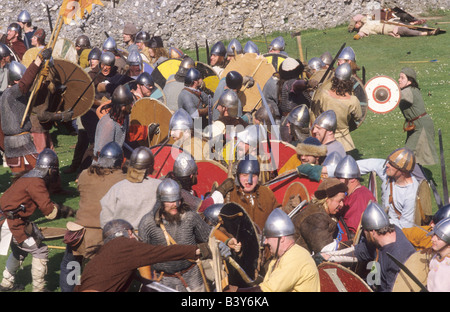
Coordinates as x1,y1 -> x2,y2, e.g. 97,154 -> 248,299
339,185 -> 376,233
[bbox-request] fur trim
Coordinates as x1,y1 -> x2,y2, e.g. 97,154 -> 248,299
296,142 -> 327,157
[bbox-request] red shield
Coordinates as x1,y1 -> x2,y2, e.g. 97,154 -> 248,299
192,160 -> 228,197
260,140 -> 297,172
266,169 -> 321,205
149,144 -> 183,178
318,262 -> 372,292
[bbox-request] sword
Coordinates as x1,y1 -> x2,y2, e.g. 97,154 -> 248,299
287,200 -> 308,218
205,39 -> 210,65
386,252 -> 428,292
256,83 -> 279,140
438,129 -> 449,205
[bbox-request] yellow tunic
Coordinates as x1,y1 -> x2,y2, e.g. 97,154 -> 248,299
259,244 -> 320,292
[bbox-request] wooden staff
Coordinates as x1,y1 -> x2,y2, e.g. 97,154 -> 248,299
20,12 -> 64,128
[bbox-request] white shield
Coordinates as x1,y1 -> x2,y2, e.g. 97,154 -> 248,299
365,76 -> 401,114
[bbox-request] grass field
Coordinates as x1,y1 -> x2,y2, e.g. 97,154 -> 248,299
0,9 -> 449,292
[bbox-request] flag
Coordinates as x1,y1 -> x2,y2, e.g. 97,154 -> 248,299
60,0 -> 104,24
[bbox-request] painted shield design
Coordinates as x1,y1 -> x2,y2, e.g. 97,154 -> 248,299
260,140 -> 297,173
263,52 -> 288,71
149,144 -> 184,179
52,37 -> 78,63
151,58 -> 182,89
193,160 -> 228,197
318,262 -> 372,292
220,53 -> 275,113
219,202 -> 261,287
365,75 -> 401,114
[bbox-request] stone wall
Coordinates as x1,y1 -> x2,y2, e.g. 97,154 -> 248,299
1,0 -> 448,50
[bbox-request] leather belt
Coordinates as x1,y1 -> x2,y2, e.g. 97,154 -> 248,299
407,112 -> 427,123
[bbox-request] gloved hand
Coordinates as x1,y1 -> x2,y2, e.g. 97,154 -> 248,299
312,253 -> 325,265
243,76 -> 255,88
197,243 -> 212,260
296,163 -> 323,182
38,48 -> 53,61
60,110 -> 74,122
218,241 -> 232,259
216,177 -> 235,196
148,123 -> 160,141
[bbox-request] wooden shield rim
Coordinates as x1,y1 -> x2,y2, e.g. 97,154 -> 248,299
51,58 -> 95,119
40,227 -> 67,239
282,181 -> 311,207
392,250 -> 430,292
21,47 -> 41,67
365,75 -> 401,114
318,262 -> 373,292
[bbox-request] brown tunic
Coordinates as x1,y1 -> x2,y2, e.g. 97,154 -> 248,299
0,177 -> 55,244
75,237 -> 198,292
226,184 -> 280,231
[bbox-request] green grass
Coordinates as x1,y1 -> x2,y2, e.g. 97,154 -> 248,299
0,10 -> 449,292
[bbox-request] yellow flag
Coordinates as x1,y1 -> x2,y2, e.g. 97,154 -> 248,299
60,0 -> 104,24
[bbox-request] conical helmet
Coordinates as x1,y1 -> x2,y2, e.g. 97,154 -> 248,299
386,147 -> 416,173
322,151 -> 343,167
428,218 -> 450,244
226,39 -> 243,56
338,46 -> 356,62
263,208 -> 295,238
157,178 -> 182,202
169,109 -> 194,131
243,41 -> 260,54
313,110 -> 337,132
173,152 -> 197,177
335,155 -> 361,179
335,63 -> 352,81
361,201 -> 390,231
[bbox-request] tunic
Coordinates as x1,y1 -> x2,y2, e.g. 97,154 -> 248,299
93,113 -> 129,157
427,254 -> 450,292
259,244 -> 320,292
338,185 -> 376,234
399,86 -> 438,165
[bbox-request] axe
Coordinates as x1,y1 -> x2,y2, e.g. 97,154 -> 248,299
290,31 -> 304,63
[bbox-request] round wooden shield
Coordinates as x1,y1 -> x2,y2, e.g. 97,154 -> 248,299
130,97 -> 174,146
151,58 -> 182,89
282,181 -> 310,208
318,262 -> 372,292
52,37 -> 78,63
49,59 -> 95,119
365,75 -> 401,114
219,202 -> 261,287
261,140 -> 297,173
40,227 -> 67,239
220,53 -> 275,113
149,144 -> 184,178
267,169 -> 321,205
21,47 -> 41,67
392,250 -> 430,292
263,52 -> 288,71
193,160 -> 228,197
415,179 -> 433,226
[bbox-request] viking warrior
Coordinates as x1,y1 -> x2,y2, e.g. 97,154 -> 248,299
320,201 -> 416,292
226,208 -> 320,292
427,218 -> 450,292
17,10 -> 36,50
30,28 -> 45,49
85,47 -> 101,73
163,56 -> 195,112
59,141 -> 126,292
75,35 -> 91,69
243,41 -> 260,55
130,71 -> 156,100
350,14 -> 440,40
122,22 -> 138,53
134,30 -> 152,64
0,49 -> 51,174
311,110 -> 346,158
75,219 -> 211,292
100,146 -> 161,228
398,67 -> 438,166
0,149 -> 74,292
279,104 -> 310,146
209,41 -> 227,76
336,46 -> 361,77
0,23 -> 27,61
311,63 -> 362,152
306,57 -> 328,88
147,36 -> 169,67
224,157 -> 280,231
0,43 -> 12,93
102,36 -> 127,75
178,68 -> 210,129
138,178 -> 213,292
268,36 -> 288,56
291,177 -> 348,254
226,39 -> 243,62
334,155 -> 376,236
125,49 -> 143,79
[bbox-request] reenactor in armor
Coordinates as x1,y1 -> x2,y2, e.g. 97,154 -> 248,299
209,41 -> 227,76
0,43 -> 12,93
427,217 -> 450,291
0,149 -> 74,292
223,157 -> 280,231
75,35 -> 91,69
125,49 -> 143,79
122,22 -> 138,53
100,146 -> 161,229
75,219 -> 213,292
138,178 -> 213,292
306,57 -> 327,88
226,208 -> 320,292
243,41 -> 260,55
311,63 -> 362,152
311,110 -> 346,158
85,47 -> 101,73
59,142 -> 126,292
168,46 -> 185,59
268,36 -> 288,56
334,155 -> 376,236
280,104 -> 310,146
147,36 -> 169,67
17,10 -> 36,50
0,23 -> 27,61
0,49 -> 52,174
30,28 -> 45,49
134,30 -> 152,63
336,46 -> 360,78
178,68 -> 210,129
102,36 -> 127,75
163,56 -> 195,112
320,201 -> 416,292
130,71 -> 157,101
226,39 -> 243,62
320,51 -> 333,69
